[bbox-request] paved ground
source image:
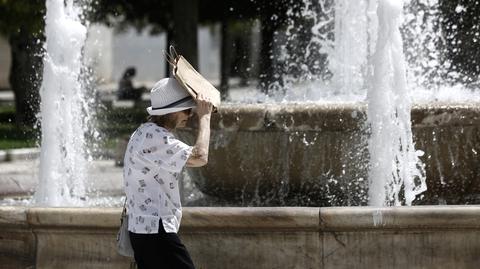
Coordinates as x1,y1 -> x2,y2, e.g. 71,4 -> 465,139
0,155 -> 208,207
0,158 -> 125,205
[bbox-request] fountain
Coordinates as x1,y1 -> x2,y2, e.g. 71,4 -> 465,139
35,0 -> 93,206
0,0 -> 479,268
179,0 -> 480,207
366,0 -> 426,207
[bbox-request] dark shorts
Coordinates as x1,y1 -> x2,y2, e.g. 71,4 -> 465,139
129,225 -> 195,269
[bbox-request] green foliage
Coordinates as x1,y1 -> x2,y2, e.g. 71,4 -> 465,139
96,105 -> 147,136
0,123 -> 38,148
0,104 -> 15,122
0,102 -> 148,149
91,0 -> 171,34
91,0 -> 286,32
0,138 -> 36,149
0,0 -> 45,37
0,106 -> 37,149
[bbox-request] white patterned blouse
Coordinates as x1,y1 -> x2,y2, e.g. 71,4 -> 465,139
123,122 -> 192,234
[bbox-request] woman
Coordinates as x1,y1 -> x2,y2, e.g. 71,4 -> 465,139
123,77 -> 212,269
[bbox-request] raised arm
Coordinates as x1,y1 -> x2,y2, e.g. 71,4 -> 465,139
186,94 -> 213,167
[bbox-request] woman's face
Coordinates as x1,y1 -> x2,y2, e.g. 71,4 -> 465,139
171,109 -> 193,129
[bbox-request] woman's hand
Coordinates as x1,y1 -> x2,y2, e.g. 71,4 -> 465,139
195,93 -> 213,118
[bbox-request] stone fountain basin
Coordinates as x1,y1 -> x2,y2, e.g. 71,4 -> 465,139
177,103 -> 480,206
0,205 -> 479,269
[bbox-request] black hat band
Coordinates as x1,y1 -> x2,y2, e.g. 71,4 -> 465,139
152,96 -> 193,110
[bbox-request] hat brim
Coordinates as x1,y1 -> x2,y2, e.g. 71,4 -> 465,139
146,99 -> 196,116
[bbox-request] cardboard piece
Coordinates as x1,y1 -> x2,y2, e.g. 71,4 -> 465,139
168,51 -> 221,110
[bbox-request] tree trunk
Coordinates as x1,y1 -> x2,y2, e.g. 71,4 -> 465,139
220,19 -> 232,99
171,0 -> 199,70
9,29 -> 43,127
235,25 -> 252,87
259,15 -> 278,94
166,27 -> 174,77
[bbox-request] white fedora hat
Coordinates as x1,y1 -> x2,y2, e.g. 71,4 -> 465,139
146,78 -> 196,116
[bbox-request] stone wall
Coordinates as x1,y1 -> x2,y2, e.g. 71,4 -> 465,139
0,206 -> 479,269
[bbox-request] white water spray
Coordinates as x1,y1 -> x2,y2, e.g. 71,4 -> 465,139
329,0 -> 370,95
35,0 -> 90,206
367,0 -> 427,206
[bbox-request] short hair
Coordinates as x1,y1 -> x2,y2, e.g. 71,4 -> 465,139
148,114 -> 176,129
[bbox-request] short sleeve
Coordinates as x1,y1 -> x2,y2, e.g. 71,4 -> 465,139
137,126 -> 193,172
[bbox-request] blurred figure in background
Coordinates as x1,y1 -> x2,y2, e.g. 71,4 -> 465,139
117,67 -> 146,101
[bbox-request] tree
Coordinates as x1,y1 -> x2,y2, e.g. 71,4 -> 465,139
93,0 -> 289,94
92,0 -> 200,71
0,0 -> 45,127
0,0 -> 291,124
